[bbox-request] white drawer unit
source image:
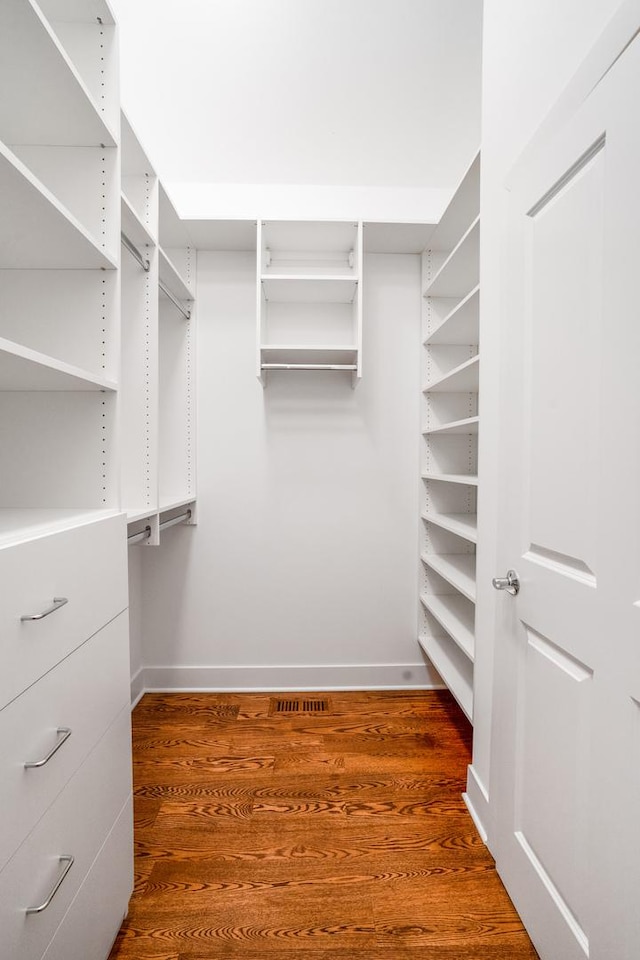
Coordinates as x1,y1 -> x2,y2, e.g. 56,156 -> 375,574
0,511 -> 133,960
0,513 -> 128,710
0,707 -> 132,960
0,611 -> 130,870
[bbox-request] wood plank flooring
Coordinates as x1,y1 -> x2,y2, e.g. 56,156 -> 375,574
108,690 -> 539,959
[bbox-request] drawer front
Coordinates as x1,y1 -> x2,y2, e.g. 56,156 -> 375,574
0,611 -> 130,870
41,796 -> 133,960
0,514 -> 128,709
0,707 -> 132,960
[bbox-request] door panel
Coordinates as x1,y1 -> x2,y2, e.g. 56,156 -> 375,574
526,144 -> 603,577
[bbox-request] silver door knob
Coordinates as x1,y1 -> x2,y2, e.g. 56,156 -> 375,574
492,570 -> 520,596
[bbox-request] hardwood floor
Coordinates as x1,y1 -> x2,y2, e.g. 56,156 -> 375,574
108,690 -> 539,959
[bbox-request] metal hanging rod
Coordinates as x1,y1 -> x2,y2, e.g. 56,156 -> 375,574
127,509 -> 192,544
261,363 -> 357,371
127,525 -> 151,545
159,279 -> 191,321
159,509 -> 192,531
121,232 -> 150,272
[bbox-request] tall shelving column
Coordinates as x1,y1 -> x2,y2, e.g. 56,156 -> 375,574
120,129 -> 197,546
157,184 -> 197,527
120,112 -> 159,539
418,152 -> 480,723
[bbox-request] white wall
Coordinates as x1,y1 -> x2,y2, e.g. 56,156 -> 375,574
111,0 -> 482,204
139,251 -> 441,689
472,0 -> 631,841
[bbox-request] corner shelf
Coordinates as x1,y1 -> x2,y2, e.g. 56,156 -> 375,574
419,151 -> 480,722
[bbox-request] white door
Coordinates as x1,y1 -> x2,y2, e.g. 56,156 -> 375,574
491,29 -> 640,960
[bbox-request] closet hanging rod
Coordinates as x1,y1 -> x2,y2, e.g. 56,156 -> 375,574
261,363 -> 357,371
127,525 -> 151,545
121,232 -> 150,272
159,279 -> 191,321
159,509 -> 192,531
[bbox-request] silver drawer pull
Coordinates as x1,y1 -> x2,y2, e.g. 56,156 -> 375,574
20,597 -> 68,622
24,728 -> 72,769
26,855 -> 74,915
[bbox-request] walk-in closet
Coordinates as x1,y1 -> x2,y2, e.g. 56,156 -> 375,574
1,2 -> 639,959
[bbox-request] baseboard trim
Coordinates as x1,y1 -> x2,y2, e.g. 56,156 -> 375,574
140,661 -> 444,692
464,762 -> 490,845
130,667 -> 145,709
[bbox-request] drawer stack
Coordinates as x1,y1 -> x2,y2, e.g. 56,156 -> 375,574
0,512 -> 133,960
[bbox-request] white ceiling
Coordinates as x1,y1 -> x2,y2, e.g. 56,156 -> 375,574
111,0 -> 482,194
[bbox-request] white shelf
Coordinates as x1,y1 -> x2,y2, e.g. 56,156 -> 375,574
363,222 -> 436,254
121,193 -> 156,250
159,183 -> 192,250
0,142 -> 116,269
261,276 -> 357,304
0,0 -> 116,147
422,473 -> 478,486
424,416 -> 479,436
425,287 -> 480,346
420,593 -> 475,661
422,511 -> 477,543
419,633 -> 473,722
0,508 -> 121,548
423,217 -> 480,298
420,552 -> 477,603
159,497 -> 196,515
428,153 -> 480,253
0,337 -> 116,391
424,355 -> 479,393
159,247 -> 195,302
126,507 -> 156,524
262,220 -> 357,255
260,345 -> 357,365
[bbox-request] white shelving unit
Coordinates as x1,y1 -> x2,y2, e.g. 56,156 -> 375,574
0,7 -> 132,960
257,220 -> 363,387
0,0 -> 119,510
419,152 -> 480,722
120,118 -> 196,545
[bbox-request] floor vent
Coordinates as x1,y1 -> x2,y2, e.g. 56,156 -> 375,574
270,698 -> 330,715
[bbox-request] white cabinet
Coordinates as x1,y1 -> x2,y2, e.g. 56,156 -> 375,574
419,153 -> 480,722
0,512 -> 132,960
257,220 -> 363,387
